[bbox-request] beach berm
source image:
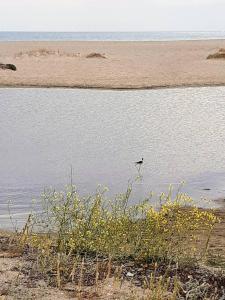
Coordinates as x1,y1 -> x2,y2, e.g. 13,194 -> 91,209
1,40 -> 225,89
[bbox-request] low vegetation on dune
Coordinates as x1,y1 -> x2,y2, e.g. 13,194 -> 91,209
15,48 -> 80,58
14,49 -> 107,60
3,183 -> 223,299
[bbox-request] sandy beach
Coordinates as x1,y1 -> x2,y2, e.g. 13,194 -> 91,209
1,40 -> 225,89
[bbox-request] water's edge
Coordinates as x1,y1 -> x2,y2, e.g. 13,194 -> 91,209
1,82 -> 225,91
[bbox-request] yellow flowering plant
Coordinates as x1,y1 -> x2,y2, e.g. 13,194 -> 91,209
23,183 -> 218,285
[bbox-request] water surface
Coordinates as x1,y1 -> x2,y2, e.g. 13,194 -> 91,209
1,31 -> 225,41
1,87 -> 225,228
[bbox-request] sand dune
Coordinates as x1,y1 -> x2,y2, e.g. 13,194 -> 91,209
1,40 -> 225,89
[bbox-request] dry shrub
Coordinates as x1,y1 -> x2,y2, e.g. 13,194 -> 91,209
25,185 -> 217,262
207,48 -> 225,59
86,52 -> 106,59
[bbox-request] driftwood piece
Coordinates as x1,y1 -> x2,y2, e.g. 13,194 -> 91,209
0,63 -> 17,71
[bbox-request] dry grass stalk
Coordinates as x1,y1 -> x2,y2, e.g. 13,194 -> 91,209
106,256 -> 112,280
56,253 -> 61,289
95,257 -> 99,292
78,257 -> 85,297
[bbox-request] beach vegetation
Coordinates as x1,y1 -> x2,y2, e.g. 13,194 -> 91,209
15,183 -> 219,298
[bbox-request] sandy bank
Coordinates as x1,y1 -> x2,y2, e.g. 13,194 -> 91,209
1,40 -> 225,89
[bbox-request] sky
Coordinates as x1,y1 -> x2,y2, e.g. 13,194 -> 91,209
0,0 -> 225,32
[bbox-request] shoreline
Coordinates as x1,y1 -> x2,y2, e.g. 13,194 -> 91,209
1,40 -> 225,89
1,82 -> 225,90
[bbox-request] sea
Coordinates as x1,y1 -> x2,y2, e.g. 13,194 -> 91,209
0,31 -> 225,41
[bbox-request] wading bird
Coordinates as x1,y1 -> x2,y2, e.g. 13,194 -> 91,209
135,158 -> 144,165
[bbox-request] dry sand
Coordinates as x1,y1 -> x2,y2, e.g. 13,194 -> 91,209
1,40 -> 225,89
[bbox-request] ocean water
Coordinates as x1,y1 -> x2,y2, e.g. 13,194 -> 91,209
1,86 -> 225,228
0,31 -> 225,41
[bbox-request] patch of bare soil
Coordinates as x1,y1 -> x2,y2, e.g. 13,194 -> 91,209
206,208 -> 225,267
0,252 -> 147,300
0,234 -> 66,299
0,234 -> 148,300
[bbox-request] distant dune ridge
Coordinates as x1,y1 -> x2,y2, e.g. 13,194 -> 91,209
0,40 -> 225,89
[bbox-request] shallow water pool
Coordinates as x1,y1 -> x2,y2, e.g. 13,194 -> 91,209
1,87 -> 225,228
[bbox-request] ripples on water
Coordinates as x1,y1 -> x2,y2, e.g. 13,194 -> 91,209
1,87 -> 225,228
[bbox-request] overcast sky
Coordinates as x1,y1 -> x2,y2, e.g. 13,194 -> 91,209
0,0 -> 225,31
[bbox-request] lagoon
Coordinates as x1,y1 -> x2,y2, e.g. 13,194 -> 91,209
1,87 -> 225,227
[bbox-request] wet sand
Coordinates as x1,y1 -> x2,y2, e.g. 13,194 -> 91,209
1,40 -> 225,89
